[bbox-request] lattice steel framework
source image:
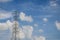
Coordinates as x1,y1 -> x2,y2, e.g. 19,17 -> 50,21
11,11 -> 19,40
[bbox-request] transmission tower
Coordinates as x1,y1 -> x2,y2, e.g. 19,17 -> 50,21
11,11 -> 19,40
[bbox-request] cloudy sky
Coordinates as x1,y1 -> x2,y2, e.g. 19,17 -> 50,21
0,0 -> 60,40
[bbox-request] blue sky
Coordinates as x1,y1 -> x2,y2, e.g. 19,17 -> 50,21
0,0 -> 60,40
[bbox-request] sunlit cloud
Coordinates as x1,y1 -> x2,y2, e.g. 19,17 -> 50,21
0,0 -> 13,2
0,10 -> 12,19
49,0 -> 58,7
22,25 -> 33,38
43,18 -> 48,22
17,28 -> 25,39
55,21 -> 60,30
34,36 -> 46,40
0,20 -> 12,31
34,24 -> 38,27
19,12 -> 33,22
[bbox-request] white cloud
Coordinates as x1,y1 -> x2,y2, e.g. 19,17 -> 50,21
19,29 -> 25,39
6,20 -> 13,31
22,25 -> 33,38
7,21 -> 33,39
5,21 -> 25,39
39,29 -> 44,33
19,12 -> 33,22
0,23 -> 8,30
0,20 -> 45,40
0,20 -> 33,39
34,36 -> 46,40
14,25 -> 33,39
0,20 -> 25,39
50,1 -> 57,7
16,28 -> 25,39
7,21 -> 25,39
34,24 -> 38,27
0,10 -> 12,19
43,18 -> 48,22
0,20 -> 34,39
55,21 -> 60,30
0,20 -> 12,30
0,0 -> 12,2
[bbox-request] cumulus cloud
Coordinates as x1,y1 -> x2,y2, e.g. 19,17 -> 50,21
1,21 -> 25,39
39,29 -> 44,33
0,20 -> 33,39
19,29 -> 25,39
13,25 -> 33,39
7,21 -> 25,39
43,18 -> 48,22
6,20 -> 13,31
0,19 -> 34,39
16,28 -> 25,39
22,25 -> 33,38
0,10 -> 12,19
34,24 -> 38,27
0,20 -> 19,31
50,0 -> 58,7
7,21 -> 33,39
0,0 -> 12,2
34,36 -> 46,40
55,21 -> 60,30
19,12 -> 33,22
0,20 -> 45,40
0,22 -> 8,30
0,20 -> 12,30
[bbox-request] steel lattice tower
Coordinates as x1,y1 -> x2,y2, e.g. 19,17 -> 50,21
11,11 -> 19,40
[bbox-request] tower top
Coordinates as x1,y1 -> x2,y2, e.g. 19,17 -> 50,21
13,11 -> 19,21
11,11 -> 19,40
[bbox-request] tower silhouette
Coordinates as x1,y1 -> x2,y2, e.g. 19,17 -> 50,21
11,11 -> 19,40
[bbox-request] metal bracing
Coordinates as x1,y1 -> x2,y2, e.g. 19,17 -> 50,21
11,11 -> 19,40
